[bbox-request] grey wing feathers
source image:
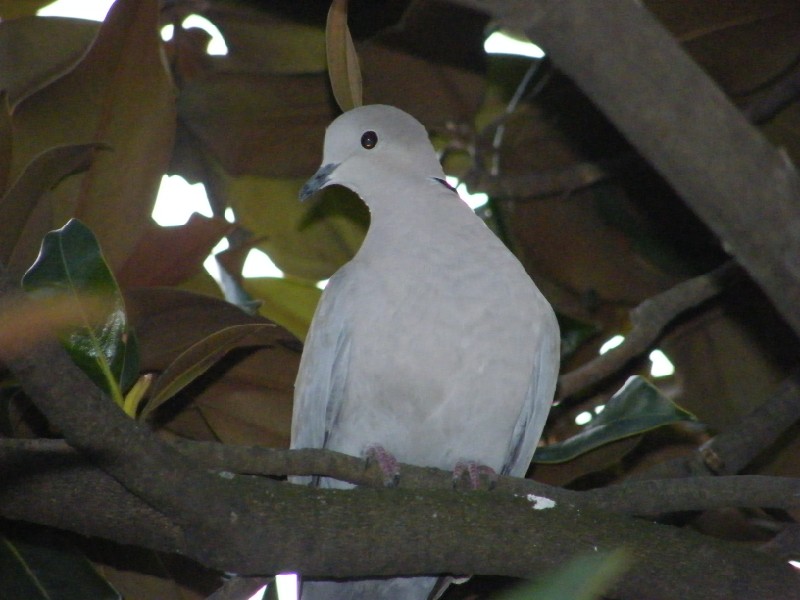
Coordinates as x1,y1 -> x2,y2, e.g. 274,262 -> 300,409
503,305 -> 560,478
290,271 -> 353,485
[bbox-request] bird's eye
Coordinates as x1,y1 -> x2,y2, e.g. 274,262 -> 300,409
361,130 -> 378,149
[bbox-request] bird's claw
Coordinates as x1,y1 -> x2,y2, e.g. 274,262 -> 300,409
365,444 -> 401,487
452,460 -> 498,490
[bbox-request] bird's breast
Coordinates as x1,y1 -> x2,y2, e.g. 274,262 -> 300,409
324,237 -> 547,471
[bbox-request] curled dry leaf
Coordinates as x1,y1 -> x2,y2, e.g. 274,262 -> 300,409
326,0 -> 362,111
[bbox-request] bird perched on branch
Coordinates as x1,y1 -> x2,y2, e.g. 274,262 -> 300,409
291,104 -> 560,599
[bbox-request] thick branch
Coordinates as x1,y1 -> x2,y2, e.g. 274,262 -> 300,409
0,268 -> 282,571
451,0 -> 800,339
4,438 -> 800,517
1,441 -> 798,600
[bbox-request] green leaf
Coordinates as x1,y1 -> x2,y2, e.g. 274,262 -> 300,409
534,376 -> 697,464
22,219 -> 138,407
496,549 -> 629,600
326,0 -> 362,111
0,529 -> 120,600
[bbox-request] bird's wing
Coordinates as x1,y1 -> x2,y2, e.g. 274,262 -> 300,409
503,303 -> 561,478
290,268 -> 354,484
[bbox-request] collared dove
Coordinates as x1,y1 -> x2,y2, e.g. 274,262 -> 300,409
291,104 -> 560,600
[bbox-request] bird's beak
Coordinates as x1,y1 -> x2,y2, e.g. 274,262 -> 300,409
299,162 -> 339,201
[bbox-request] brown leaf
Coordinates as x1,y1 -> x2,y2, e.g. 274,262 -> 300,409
142,323 -> 280,419
10,0 -> 176,271
127,287 -> 299,447
646,0 -> 800,96
661,296 -> 799,431
358,0 -> 487,127
126,287 -> 297,370
0,93 -> 10,196
326,0 -> 363,111
0,1 -> 54,20
116,213 -> 232,288
0,16 -> 97,106
176,71 -> 335,179
187,346 -> 295,448
0,143 -> 105,275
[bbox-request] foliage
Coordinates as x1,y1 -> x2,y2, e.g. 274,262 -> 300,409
22,219 -> 138,409
2,0 -> 800,598
534,376 -> 696,464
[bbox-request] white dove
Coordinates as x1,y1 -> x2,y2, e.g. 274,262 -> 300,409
291,104 -> 560,599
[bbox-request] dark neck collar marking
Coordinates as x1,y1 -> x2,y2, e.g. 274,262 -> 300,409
432,177 -> 457,193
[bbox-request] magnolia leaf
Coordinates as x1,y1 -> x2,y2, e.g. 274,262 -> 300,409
222,174 -> 367,282
497,549 -> 629,600
0,143 -> 107,272
534,376 -> 697,464
22,219 -> 138,406
10,0 -> 175,271
244,276 -> 322,342
326,0 -> 362,111
0,92 -> 10,195
142,323 -> 277,419
0,530 -> 119,600
0,16 -> 98,106
122,372 -> 154,418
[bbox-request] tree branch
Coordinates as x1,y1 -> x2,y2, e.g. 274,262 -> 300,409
461,157 -> 612,199
558,261 -> 740,398
450,0 -> 800,339
3,438 -> 800,518
634,369 -> 800,480
0,266 -> 283,572
1,438 -> 799,599
742,58 -> 800,124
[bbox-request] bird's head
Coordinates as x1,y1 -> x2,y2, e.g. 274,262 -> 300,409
299,104 -> 446,203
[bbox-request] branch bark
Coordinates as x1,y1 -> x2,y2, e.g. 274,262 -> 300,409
2,440 -> 799,600
4,438 -> 800,517
451,0 -> 800,339
0,267 -> 282,572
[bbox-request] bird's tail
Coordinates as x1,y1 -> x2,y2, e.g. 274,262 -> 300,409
298,575 -> 439,599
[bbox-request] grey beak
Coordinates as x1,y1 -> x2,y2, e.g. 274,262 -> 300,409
299,163 -> 338,201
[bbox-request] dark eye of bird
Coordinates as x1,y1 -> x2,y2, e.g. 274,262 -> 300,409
361,130 -> 378,149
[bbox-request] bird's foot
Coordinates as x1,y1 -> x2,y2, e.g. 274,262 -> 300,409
452,460 -> 498,490
365,444 -> 401,487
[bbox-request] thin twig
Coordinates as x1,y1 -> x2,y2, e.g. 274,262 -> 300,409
742,57 -> 800,124
557,260 -> 741,399
461,158 -> 612,198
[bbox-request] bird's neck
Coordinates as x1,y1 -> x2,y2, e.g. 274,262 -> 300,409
354,178 -> 479,262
